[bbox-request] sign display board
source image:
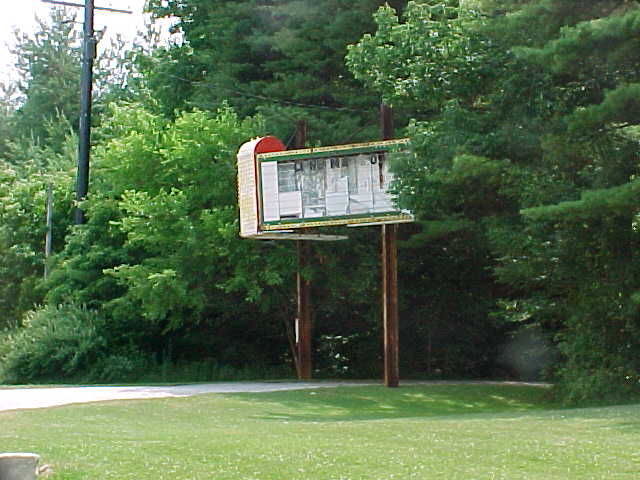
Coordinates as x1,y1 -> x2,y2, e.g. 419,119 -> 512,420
237,137 -> 413,239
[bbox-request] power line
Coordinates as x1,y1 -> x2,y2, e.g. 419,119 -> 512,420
283,128 -> 297,149
154,68 -> 436,122
158,72 -> 381,144
158,71 -> 369,115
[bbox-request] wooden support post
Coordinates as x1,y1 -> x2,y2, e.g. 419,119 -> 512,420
294,119 -> 312,380
381,103 -> 400,387
380,104 -> 394,141
295,119 -> 308,150
297,240 -> 313,380
382,223 -> 400,387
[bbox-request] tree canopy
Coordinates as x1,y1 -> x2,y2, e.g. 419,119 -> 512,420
1,0 -> 639,402
347,0 -> 640,400
145,0 -> 409,144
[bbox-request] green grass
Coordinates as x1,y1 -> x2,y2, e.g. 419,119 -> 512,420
1,384 -> 639,479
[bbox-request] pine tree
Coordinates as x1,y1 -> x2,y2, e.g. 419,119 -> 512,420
147,0 -> 409,144
10,8 -> 82,149
348,0 -> 640,400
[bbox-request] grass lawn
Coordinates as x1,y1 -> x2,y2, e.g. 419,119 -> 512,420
1,383 -> 639,479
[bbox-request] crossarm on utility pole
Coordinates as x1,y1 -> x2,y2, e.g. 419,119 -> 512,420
41,0 -> 132,14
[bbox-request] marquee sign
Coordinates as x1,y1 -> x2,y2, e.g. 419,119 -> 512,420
237,136 -> 413,239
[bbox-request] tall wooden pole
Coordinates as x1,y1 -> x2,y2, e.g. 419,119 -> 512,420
381,104 -> 400,387
295,120 -> 313,380
297,241 -> 313,379
382,223 -> 399,387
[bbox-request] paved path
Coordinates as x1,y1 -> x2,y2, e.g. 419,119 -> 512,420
0,380 -> 550,413
0,382 -> 375,412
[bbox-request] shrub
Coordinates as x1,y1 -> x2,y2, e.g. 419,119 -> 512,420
85,345 -> 154,383
135,359 -> 291,384
0,304 -> 110,383
555,305 -> 640,405
0,303 -> 290,385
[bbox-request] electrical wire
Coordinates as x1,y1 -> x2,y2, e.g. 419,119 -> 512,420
167,72 -> 384,143
159,72 -> 371,115
283,128 -> 297,149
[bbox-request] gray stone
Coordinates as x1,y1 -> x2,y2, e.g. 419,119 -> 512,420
0,453 -> 40,480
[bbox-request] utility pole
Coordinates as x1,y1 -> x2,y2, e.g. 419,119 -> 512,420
75,0 -> 95,224
41,1 -> 131,224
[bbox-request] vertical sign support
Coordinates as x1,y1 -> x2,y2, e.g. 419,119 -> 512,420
295,120 -> 313,380
297,241 -> 313,379
381,103 -> 400,387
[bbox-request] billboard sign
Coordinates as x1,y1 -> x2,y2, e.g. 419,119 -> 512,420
237,137 -> 413,239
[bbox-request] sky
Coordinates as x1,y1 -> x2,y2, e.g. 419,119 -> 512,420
0,0 -> 172,84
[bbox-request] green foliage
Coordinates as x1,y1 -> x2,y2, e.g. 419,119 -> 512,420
347,0 -> 640,400
43,103 -> 296,375
347,1 -> 491,109
0,298 -> 287,384
9,9 -> 81,148
0,304 -> 110,383
6,7 -> 150,152
558,309 -> 640,405
346,1 -> 523,380
567,84 -> 640,136
515,7 -> 640,77
146,0 -> 409,144
136,359 -> 290,384
0,302 -> 288,385
0,5 -> 146,333
6,0 -> 640,395
0,5 -> 304,382
0,157 -> 75,330
523,179 -> 640,221
488,0 -> 640,401
97,105 -> 290,326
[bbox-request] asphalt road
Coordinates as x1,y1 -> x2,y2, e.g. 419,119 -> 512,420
0,381 -> 375,412
0,380 -> 550,413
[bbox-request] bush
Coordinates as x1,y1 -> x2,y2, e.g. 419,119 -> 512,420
554,305 -> 640,405
0,303 -> 291,385
135,359 -> 291,384
0,304 -> 114,383
88,348 -> 152,383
